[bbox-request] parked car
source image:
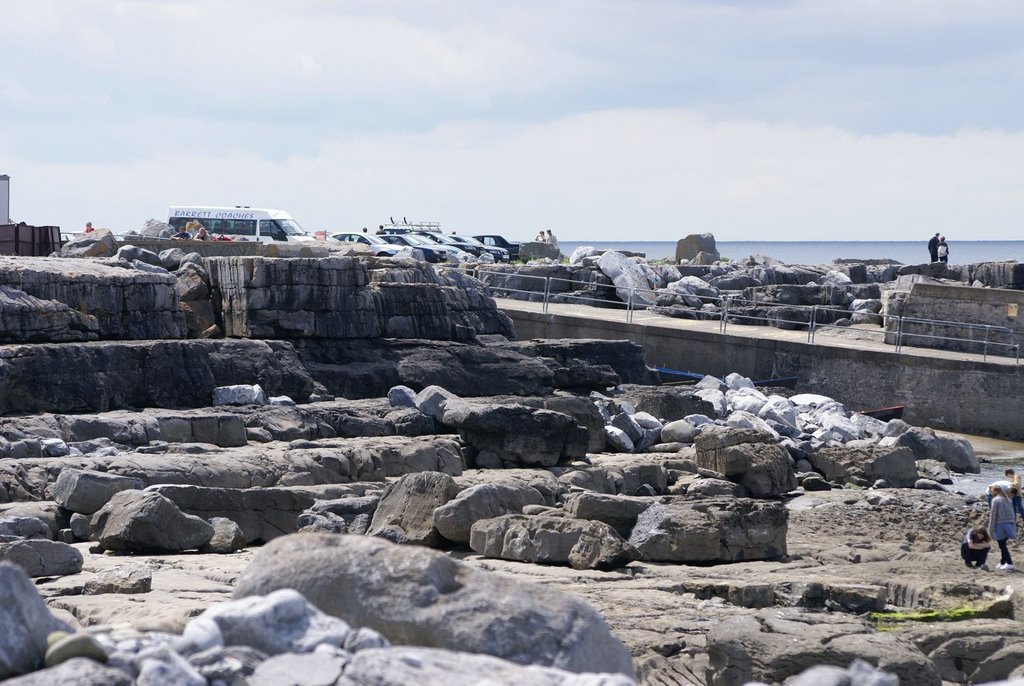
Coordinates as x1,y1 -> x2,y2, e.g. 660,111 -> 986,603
473,234 -> 520,261
330,231 -> 403,256
431,233 -> 509,262
378,233 -> 450,263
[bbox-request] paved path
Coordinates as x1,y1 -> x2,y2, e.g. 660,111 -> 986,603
494,297 -> 1021,368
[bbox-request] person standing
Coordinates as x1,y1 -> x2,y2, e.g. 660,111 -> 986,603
84,221 -> 95,234
927,233 -> 939,262
546,229 -> 558,249
989,485 -> 1016,570
937,236 -> 949,263
1007,469 -> 1024,520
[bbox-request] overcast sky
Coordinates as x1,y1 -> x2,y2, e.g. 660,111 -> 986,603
2,0 -> 1023,241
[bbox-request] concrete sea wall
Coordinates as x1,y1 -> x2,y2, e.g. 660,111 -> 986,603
508,308 -> 1024,440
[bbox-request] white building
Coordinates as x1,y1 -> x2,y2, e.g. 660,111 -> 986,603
0,175 -> 9,224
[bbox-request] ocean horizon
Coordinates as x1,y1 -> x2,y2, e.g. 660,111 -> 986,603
553,240 -> 1024,266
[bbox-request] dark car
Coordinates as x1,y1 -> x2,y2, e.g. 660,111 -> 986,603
378,233 -> 448,263
473,234 -> 520,261
442,234 -> 509,262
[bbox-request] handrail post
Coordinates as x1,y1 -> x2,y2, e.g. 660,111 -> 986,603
627,288 -> 635,324
896,316 -> 903,353
543,277 -> 551,314
721,297 -> 729,334
808,306 -> 817,344
983,325 -> 990,361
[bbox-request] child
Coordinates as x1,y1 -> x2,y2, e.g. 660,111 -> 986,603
960,526 -> 991,569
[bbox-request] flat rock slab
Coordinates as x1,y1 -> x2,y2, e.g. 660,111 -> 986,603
0,339 -> 314,415
0,539 -> 83,578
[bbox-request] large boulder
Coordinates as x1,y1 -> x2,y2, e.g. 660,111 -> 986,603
90,490 -> 215,553
880,426 -> 980,474
0,657 -> 132,686
367,472 -> 461,546
52,469 -> 145,515
628,498 -> 788,563
232,533 -> 635,676
705,607 -> 940,686
597,252 -> 656,306
469,514 -> 636,570
433,482 -> 546,545
0,540 -> 83,578
675,233 -> 718,262
0,562 -> 72,679
562,492 -> 651,538
58,228 -> 118,258
694,426 -> 796,497
442,402 -> 588,468
813,445 -> 918,488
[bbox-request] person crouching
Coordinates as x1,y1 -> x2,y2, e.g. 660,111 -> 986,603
960,526 -> 991,569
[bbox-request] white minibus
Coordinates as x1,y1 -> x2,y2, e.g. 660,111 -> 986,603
168,206 -> 315,243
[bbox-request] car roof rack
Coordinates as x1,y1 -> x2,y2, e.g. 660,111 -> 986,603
383,219 -> 441,234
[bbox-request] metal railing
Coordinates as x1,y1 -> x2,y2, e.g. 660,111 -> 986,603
437,265 -> 1022,364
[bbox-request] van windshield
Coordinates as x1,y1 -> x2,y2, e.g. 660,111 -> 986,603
277,219 -> 305,236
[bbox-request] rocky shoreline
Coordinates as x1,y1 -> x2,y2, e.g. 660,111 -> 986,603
0,235 -> 1022,685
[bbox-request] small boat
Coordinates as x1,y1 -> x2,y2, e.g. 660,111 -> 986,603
654,368 -> 798,389
859,405 -> 905,421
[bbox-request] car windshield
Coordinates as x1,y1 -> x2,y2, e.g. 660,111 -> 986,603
401,234 -> 432,246
277,219 -> 305,236
458,236 -> 486,247
361,233 -> 388,245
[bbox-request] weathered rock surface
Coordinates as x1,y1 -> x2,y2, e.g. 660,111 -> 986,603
232,533 -> 635,676
0,657 -> 131,686
368,472 -> 462,546
562,492 -> 651,538
694,426 -> 796,497
90,490 -> 215,553
0,539 -> 83,577
705,608 -> 940,686
83,562 -> 153,594
0,562 -> 72,679
52,469 -> 145,514
433,482 -> 546,545
628,498 -> 788,563
442,402 -> 588,468
470,514 -> 636,570
814,444 -> 918,488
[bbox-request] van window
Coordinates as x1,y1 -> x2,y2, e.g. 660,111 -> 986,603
222,219 -> 256,236
259,219 -> 288,241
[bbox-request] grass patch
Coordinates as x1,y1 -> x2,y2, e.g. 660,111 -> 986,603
871,604 -> 990,630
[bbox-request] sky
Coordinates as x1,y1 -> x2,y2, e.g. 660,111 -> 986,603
1,0 -> 1023,241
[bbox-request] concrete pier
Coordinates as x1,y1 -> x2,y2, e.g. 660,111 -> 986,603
498,298 -> 1024,441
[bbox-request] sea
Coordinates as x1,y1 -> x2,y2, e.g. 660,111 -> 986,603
555,240 -> 1024,265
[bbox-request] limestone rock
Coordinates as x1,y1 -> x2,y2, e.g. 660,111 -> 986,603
43,632 -> 108,668
470,514 -> 636,570
705,608 -> 940,686
232,533 -> 635,676
52,469 -> 145,515
442,402 -> 588,467
562,492 -> 651,537
0,539 -> 83,578
335,646 -> 637,686
83,562 -> 152,594
249,650 -> 348,686
189,588 -> 352,656
198,517 -> 247,554
813,445 -> 918,488
0,657 -> 131,686
58,228 -> 118,258
0,516 -> 50,540
414,385 -> 460,422
387,385 -> 417,408
368,472 -> 462,547
213,384 -> 268,406
628,498 -> 788,563
694,426 -> 796,497
90,490 -> 214,553
675,233 -> 718,262
0,562 -> 72,679
597,252 -> 656,306
433,482 -> 546,545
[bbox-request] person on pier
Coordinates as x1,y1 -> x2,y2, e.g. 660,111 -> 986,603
989,485 -> 1016,570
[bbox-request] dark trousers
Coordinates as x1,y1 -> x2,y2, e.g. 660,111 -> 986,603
961,542 -> 989,567
1014,496 -> 1024,519
929,249 -> 938,262
997,538 -> 1013,566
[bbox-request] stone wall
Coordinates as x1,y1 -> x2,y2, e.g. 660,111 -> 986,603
883,283 -> 1024,357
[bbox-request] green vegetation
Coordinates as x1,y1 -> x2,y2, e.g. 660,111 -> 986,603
871,604 -> 991,630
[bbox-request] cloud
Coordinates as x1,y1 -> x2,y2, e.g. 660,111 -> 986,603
6,109 -> 1022,240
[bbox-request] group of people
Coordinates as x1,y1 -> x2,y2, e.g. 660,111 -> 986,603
534,229 -> 558,247
927,232 -> 950,263
961,468 -> 1023,571
172,220 -> 210,241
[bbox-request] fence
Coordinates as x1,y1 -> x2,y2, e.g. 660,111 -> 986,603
0,224 -> 62,256
440,265 -> 1022,364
